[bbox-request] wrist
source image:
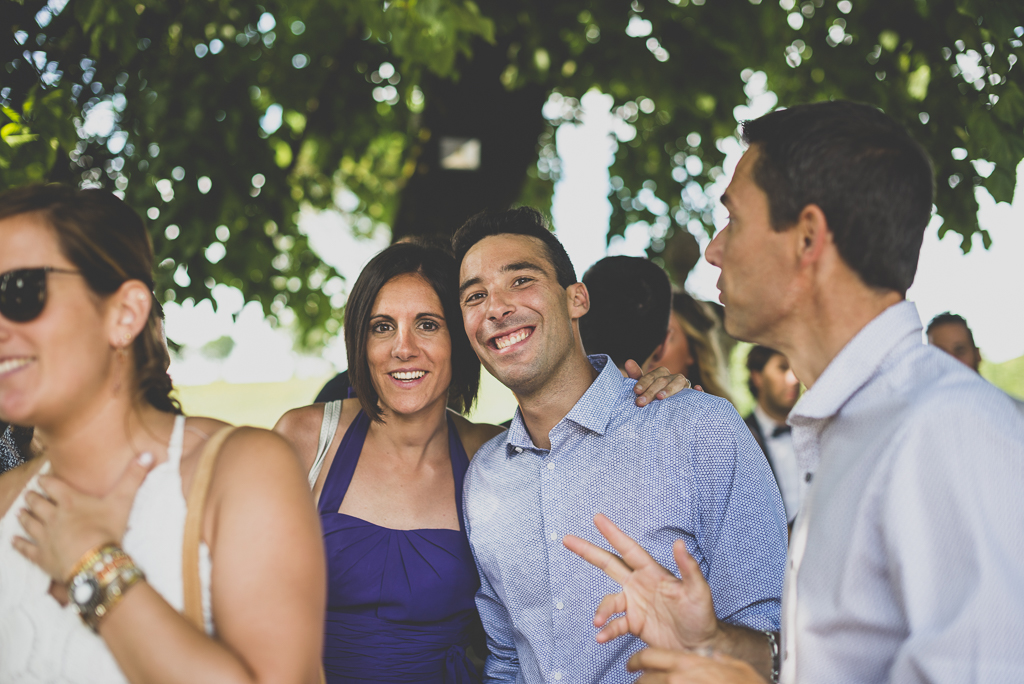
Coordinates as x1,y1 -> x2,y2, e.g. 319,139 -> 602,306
66,543 -> 145,632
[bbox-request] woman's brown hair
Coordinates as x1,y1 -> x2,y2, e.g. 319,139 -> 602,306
0,184 -> 181,414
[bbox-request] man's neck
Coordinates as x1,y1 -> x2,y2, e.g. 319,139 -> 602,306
775,283 -> 903,389
515,349 -> 600,450
755,400 -> 788,427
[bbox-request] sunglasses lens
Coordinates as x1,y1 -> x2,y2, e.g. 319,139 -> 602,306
0,269 -> 47,322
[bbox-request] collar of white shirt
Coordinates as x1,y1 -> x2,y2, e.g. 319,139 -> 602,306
790,300 -> 920,424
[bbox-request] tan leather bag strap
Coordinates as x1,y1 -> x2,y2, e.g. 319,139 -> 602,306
182,425 -> 237,630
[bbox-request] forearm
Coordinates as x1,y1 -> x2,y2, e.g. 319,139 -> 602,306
710,622 -> 774,683
100,582 -> 316,684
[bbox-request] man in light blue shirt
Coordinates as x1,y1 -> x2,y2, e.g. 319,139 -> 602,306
453,207 -> 787,683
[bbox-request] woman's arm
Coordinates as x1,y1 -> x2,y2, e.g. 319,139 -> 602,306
105,428 -> 326,684
16,427 -> 326,684
274,398 -> 361,499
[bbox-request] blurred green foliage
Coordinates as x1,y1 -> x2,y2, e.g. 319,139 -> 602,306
3,0 -> 1023,344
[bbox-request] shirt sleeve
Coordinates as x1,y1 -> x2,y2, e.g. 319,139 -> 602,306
688,398 -> 788,631
464,470 -> 521,682
883,396 -> 1024,683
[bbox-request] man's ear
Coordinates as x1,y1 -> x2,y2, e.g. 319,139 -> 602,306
566,282 -> 590,321
795,203 -> 831,268
106,279 -> 153,347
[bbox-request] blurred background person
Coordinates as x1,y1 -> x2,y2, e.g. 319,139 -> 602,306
744,346 -> 802,526
926,311 -> 982,371
579,256 -> 673,375
644,288 -> 734,402
928,311 -> 1024,414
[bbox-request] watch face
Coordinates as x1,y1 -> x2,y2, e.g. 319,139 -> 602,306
71,576 -> 101,611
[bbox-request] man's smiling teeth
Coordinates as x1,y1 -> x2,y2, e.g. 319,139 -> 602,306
495,328 -> 531,350
391,370 -> 426,380
0,358 -> 33,375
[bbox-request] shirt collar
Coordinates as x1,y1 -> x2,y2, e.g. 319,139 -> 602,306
753,403 -> 785,436
504,354 -> 621,457
790,300 -> 922,424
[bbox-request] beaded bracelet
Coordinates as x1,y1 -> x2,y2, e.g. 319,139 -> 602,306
67,544 -> 145,633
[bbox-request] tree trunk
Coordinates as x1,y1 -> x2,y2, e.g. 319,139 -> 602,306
391,39 -> 548,243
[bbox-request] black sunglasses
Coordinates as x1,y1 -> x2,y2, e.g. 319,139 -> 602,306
0,267 -> 81,323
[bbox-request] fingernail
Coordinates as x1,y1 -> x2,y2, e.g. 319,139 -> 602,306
637,397 -> 647,405
138,452 -> 153,466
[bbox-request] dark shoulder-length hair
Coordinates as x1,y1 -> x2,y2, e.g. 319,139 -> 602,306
344,242 -> 480,422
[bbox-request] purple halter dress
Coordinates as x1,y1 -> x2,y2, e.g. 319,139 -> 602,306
318,411 -> 482,683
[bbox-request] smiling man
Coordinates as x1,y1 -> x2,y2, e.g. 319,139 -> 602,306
452,207 -> 788,683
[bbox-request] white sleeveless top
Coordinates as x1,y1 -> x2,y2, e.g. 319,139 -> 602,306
0,415 -> 214,683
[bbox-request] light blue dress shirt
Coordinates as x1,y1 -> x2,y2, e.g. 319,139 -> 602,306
781,301 -> 1024,683
464,355 -> 787,683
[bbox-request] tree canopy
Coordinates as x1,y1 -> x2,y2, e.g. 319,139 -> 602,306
3,0 -> 1023,345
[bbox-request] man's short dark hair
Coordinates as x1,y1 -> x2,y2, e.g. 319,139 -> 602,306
746,345 -> 781,399
451,207 -> 577,288
926,311 -> 976,347
579,257 -> 672,368
741,100 -> 934,295
344,242 -> 480,421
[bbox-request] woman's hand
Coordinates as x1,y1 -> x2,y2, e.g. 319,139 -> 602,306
625,360 -> 699,407
12,452 -> 155,581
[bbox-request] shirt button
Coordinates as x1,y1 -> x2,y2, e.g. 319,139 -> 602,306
556,601 -> 564,610
805,472 -> 813,482
553,673 -> 562,681
549,532 -> 557,541
515,447 -> 523,453
547,462 -> 555,470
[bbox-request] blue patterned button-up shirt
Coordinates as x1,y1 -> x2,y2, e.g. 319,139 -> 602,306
464,355 -> 787,683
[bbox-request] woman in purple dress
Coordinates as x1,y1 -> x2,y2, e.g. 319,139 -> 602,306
275,242 -> 688,683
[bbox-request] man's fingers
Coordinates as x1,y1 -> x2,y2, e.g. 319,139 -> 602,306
563,534 -> 634,585
594,591 -> 628,626
672,539 -> 703,584
594,514 -> 665,575
596,614 -> 632,643
111,452 -> 156,503
627,647 -> 695,673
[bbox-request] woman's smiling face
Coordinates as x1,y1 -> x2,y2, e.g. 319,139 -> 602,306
365,272 -> 453,418
0,212 -> 114,428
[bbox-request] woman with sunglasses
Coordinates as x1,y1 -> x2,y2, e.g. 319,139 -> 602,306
0,185 -> 326,683
274,241 -> 689,683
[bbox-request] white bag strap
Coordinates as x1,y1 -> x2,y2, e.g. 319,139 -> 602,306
308,400 -> 342,489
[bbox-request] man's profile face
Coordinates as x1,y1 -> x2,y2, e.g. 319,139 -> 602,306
753,353 -> 801,417
704,145 -> 800,343
928,322 -> 981,372
459,234 -> 582,394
